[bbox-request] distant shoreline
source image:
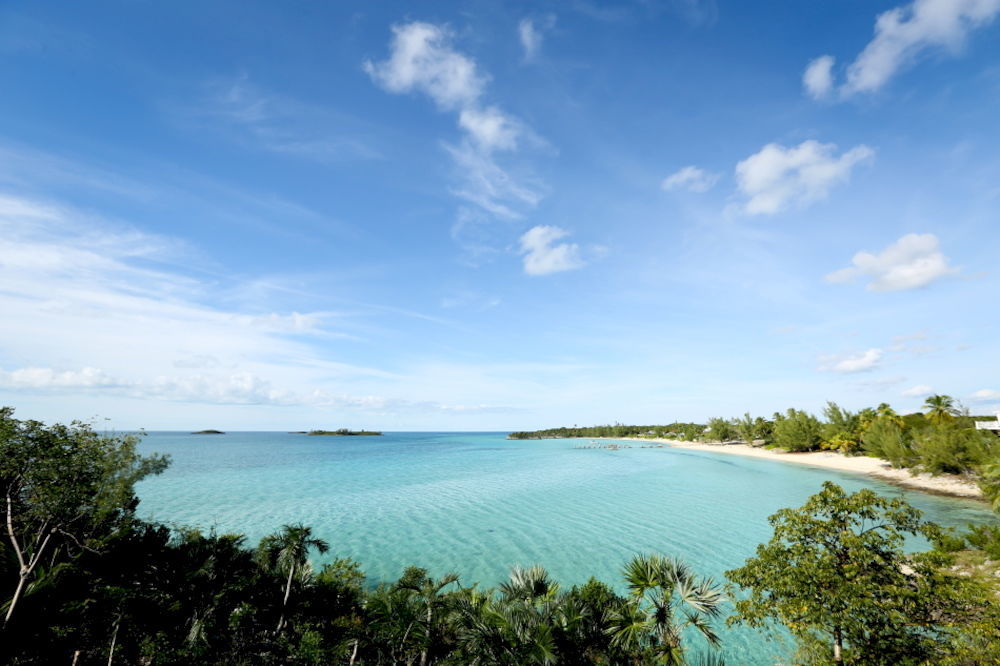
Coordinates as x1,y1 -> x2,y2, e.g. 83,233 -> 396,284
575,437 -> 985,500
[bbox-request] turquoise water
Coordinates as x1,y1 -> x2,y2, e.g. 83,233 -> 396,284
136,431 -> 997,664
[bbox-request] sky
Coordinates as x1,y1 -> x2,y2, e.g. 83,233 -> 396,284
1,0 -> 999,431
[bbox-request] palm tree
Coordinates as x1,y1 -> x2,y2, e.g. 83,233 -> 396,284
611,554 -> 724,665
255,523 -> 329,634
395,566 -> 461,666
454,566 -> 562,665
923,394 -> 958,425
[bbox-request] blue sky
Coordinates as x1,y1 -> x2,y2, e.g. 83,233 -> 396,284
1,0 -> 998,430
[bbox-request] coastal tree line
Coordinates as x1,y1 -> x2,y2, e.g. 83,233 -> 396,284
513,395 -> 1000,511
2,406 -> 999,665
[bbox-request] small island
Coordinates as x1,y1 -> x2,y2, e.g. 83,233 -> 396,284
306,428 -> 382,436
191,429 -> 225,435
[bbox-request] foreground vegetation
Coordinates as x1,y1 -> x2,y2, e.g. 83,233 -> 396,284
3,407 -> 999,665
511,395 -> 1000,510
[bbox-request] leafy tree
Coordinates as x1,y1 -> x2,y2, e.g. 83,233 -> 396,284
726,482 -> 983,665
705,418 -> 737,443
861,418 -> 916,468
255,524 -> 329,634
0,407 -> 168,629
734,413 -> 759,446
771,408 -> 823,452
611,554 -> 724,665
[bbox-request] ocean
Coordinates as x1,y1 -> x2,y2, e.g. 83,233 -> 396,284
136,431 -> 997,664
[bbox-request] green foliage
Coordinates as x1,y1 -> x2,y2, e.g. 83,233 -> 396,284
306,429 -> 382,436
923,394 -> 960,425
771,408 -> 823,452
861,418 -> 917,468
0,407 -> 168,629
912,422 -> 996,475
978,459 -> 1000,513
963,524 -> 1000,560
820,403 -> 864,454
726,482 -> 987,665
612,554 -> 724,665
705,417 -> 738,442
508,422 -> 706,440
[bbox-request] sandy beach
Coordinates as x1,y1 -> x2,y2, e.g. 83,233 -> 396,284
586,437 -> 985,500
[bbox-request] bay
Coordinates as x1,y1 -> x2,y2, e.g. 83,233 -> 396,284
136,431 -> 997,664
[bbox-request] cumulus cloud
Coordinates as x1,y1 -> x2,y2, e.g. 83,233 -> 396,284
364,22 -> 521,155
971,388 -> 1000,402
825,233 -> 958,291
661,165 -> 720,192
902,384 -> 933,397
519,225 -> 585,276
818,348 -> 883,373
734,140 -> 874,215
363,22 -> 485,110
806,0 -> 1000,98
803,55 -> 835,99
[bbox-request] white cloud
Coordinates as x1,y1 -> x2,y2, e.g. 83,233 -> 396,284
825,233 -> 958,292
363,22 -> 485,110
519,19 -> 542,60
803,55 -> 835,99
661,165 -> 720,192
1,367 -> 122,389
366,21 -> 566,268
807,0 -> 1000,98
458,106 -> 522,152
971,388 -> 1000,402
734,140 -> 874,215
519,225 -> 585,276
518,16 -> 556,61
364,21 -> 523,153
902,384 -> 933,396
818,348 -> 883,373
445,142 -> 543,218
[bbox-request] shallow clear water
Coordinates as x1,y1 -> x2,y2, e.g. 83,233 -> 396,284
136,431 -> 997,665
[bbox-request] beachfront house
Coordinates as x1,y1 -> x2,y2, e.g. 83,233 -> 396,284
974,410 -> 1000,433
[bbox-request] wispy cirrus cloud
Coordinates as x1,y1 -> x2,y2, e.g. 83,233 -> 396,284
518,15 -> 556,61
804,0 -> 1000,99
825,233 -> 958,292
364,22 -> 536,213
175,75 -> 381,162
365,21 -> 584,274
734,140 -> 874,215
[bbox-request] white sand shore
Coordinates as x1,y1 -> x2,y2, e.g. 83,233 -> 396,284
586,437 -> 985,500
